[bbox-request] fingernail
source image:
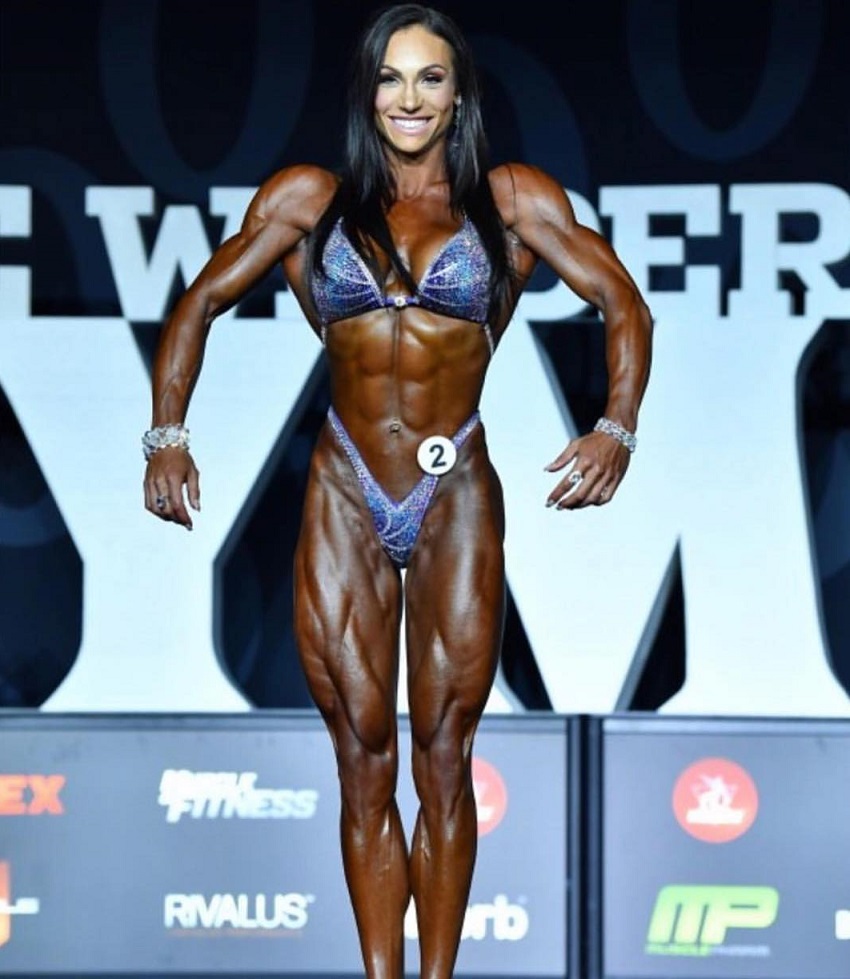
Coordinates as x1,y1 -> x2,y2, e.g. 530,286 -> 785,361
545,499 -> 554,508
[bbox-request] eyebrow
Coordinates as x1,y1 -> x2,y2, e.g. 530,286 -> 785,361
378,62 -> 449,75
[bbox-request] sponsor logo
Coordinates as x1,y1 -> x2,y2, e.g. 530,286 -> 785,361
646,885 -> 778,957
158,770 -> 318,823
672,758 -> 758,843
0,862 -> 40,948
472,757 -> 507,837
0,775 -> 65,815
164,892 -> 313,934
836,909 -> 850,940
404,895 -> 529,943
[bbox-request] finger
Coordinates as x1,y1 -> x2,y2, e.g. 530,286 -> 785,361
143,467 -> 162,514
597,471 -> 625,505
165,476 -> 193,530
151,484 -> 173,520
546,457 -> 583,506
548,467 -> 593,509
591,482 -> 614,506
544,442 -> 578,473
187,465 -> 201,512
557,478 -> 592,509
143,478 -> 155,514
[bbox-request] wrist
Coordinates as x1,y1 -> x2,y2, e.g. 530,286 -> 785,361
142,423 -> 190,460
594,416 -> 637,453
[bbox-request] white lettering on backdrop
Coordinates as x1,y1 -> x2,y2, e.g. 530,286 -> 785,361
0,182 -> 847,714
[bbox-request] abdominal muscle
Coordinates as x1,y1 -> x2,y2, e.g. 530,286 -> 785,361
324,308 -> 492,502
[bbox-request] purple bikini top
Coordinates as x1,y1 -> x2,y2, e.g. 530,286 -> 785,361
312,216 -> 492,328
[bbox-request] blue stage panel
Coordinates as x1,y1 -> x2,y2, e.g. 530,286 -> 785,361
0,712 -> 570,978
600,715 -> 850,979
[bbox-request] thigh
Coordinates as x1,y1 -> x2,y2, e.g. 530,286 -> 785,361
294,428 -> 403,754
404,432 -> 506,746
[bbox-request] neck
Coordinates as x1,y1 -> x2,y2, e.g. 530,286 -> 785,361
385,146 -> 449,201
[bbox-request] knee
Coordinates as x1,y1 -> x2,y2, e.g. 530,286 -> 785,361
336,729 -> 399,821
411,720 -> 474,817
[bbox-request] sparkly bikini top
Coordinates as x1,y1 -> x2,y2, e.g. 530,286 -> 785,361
312,217 -> 492,332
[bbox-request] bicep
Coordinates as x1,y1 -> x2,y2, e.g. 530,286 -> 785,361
539,222 -> 637,312
511,174 -> 638,312
189,196 -> 303,321
182,165 -> 334,322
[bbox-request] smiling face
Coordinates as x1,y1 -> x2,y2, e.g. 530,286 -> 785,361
374,25 -> 458,160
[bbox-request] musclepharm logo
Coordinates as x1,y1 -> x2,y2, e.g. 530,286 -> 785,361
0,862 -> 40,948
158,769 -> 318,822
646,885 -> 779,957
405,894 -> 529,942
164,892 -> 313,932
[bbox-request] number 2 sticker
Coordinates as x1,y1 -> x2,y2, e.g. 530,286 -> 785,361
417,435 -> 457,475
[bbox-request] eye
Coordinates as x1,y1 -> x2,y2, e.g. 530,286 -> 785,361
422,73 -> 445,85
378,73 -> 398,86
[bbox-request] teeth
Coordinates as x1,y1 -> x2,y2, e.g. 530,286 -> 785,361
392,118 -> 429,132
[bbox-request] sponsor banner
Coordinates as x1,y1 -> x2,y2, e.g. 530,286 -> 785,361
602,717 -> 850,978
404,893 -> 530,944
397,720 -> 568,976
671,757 -> 758,844
472,756 -> 508,837
0,714 -> 568,975
164,891 -> 314,933
0,775 -> 65,816
645,884 -> 778,958
0,718 -> 353,973
157,769 -> 319,823
0,863 -> 40,949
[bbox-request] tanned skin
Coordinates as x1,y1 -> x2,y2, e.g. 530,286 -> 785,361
143,24 -> 652,979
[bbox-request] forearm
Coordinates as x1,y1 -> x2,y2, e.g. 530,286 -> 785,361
601,289 -> 653,433
150,289 -> 213,426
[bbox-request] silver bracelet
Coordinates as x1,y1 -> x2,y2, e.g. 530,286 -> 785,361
142,423 -> 190,460
594,417 -> 637,453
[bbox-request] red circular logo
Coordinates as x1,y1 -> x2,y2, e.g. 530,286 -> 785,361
672,757 -> 758,843
472,756 -> 508,837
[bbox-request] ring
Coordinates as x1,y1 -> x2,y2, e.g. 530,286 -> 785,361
155,495 -> 168,510
568,471 -> 584,485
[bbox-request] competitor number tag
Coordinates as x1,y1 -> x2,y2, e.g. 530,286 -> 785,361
417,435 -> 457,475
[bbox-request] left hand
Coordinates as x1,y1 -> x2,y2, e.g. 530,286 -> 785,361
545,431 -> 631,509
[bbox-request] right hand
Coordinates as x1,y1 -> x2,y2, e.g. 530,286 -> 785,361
143,447 -> 201,530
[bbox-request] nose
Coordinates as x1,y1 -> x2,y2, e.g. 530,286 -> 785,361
399,79 -> 421,112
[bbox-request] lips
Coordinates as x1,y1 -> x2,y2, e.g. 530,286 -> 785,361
389,116 -> 432,134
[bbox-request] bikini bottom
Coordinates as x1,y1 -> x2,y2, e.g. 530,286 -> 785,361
326,407 -> 480,568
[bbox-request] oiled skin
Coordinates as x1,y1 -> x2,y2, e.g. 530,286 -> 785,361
143,29 -> 652,979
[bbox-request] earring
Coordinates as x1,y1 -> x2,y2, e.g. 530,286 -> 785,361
453,96 -> 463,127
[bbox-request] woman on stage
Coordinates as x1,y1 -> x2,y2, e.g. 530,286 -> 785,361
143,5 -> 652,977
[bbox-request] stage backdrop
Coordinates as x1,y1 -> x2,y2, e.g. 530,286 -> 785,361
1,0 -> 849,716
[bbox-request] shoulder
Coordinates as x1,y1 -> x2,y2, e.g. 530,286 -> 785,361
246,164 -> 339,235
488,162 -> 576,230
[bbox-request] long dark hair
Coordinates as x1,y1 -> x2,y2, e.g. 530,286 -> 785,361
310,3 -> 512,320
